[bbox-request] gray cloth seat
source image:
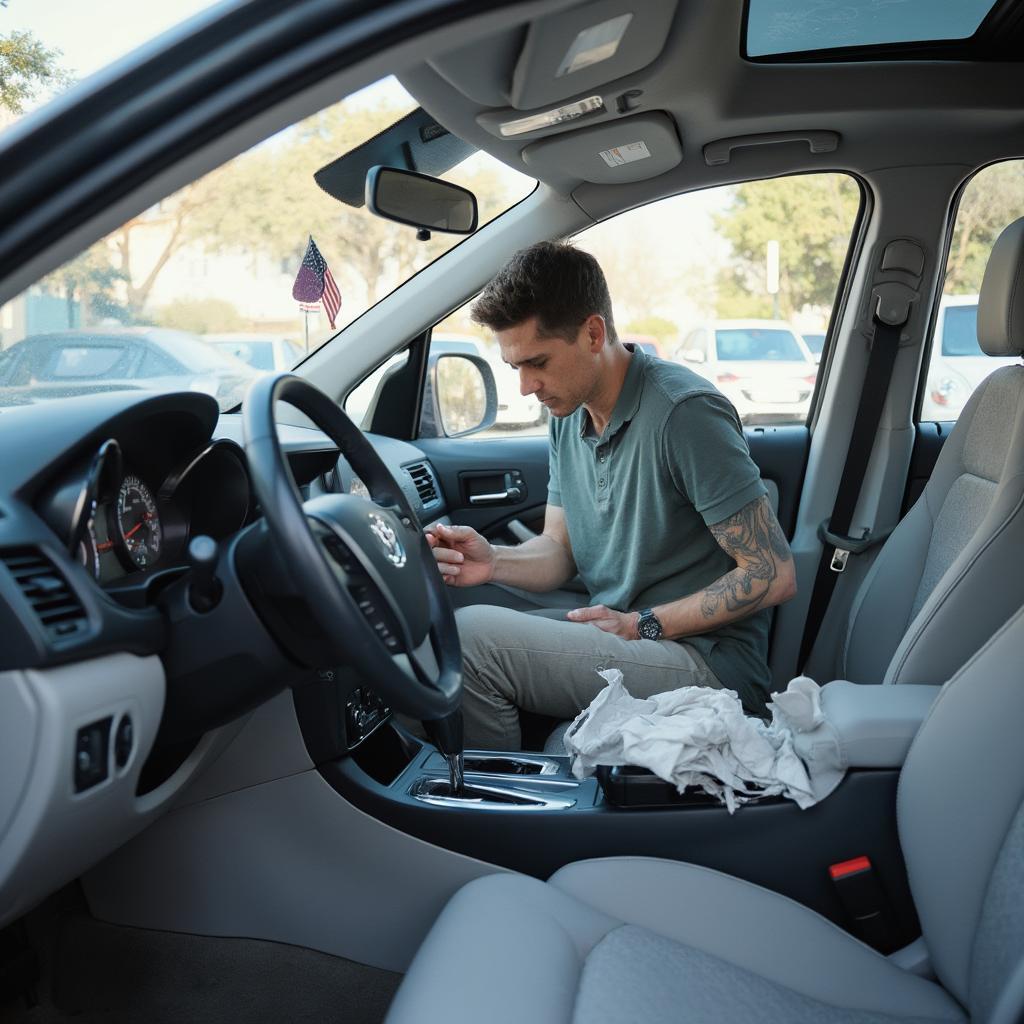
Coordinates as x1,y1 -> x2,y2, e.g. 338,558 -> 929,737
839,218 -> 1024,686
386,600 -> 1024,1023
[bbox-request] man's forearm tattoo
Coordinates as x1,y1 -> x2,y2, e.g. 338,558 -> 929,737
700,494 -> 793,620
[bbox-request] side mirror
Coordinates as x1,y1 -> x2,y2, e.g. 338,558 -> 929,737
366,166 -> 478,235
421,354 -> 497,438
679,348 -> 706,364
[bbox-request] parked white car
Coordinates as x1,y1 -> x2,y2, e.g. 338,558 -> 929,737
673,319 -> 818,424
920,294 -> 1020,421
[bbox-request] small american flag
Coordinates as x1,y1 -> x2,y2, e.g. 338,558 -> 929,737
292,236 -> 342,329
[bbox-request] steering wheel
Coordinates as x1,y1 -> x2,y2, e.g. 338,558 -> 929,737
242,373 -> 461,721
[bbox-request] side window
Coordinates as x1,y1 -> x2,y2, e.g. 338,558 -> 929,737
344,351 -> 408,429
575,173 -> 860,426
921,160 -> 1024,423
137,347 -> 182,378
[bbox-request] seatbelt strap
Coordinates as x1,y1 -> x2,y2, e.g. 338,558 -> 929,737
797,313 -> 904,672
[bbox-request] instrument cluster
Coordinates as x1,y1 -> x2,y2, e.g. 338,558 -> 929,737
65,438 -> 250,585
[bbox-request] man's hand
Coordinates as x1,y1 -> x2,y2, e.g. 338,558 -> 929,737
567,604 -> 640,639
425,523 -> 496,587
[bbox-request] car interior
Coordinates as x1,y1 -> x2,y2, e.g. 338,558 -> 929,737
1,1 -> 1024,1021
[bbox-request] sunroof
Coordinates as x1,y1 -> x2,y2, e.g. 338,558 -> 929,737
746,0 -> 997,58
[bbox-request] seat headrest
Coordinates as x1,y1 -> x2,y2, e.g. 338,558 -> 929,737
977,217 -> 1024,358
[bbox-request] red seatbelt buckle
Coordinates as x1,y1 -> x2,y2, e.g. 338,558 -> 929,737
828,856 -> 898,953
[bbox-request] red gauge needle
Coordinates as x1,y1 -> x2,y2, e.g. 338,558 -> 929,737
96,541 -> 114,552
124,522 -> 144,540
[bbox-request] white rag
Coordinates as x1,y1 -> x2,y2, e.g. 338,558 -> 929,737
564,670 -> 845,813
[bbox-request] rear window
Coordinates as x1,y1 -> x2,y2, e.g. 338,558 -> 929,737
46,346 -> 126,378
940,305 -> 982,356
715,329 -> 805,362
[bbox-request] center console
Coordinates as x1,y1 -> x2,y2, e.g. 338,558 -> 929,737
292,674 -> 927,951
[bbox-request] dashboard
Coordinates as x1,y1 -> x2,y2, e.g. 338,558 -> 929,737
0,387 -> 447,930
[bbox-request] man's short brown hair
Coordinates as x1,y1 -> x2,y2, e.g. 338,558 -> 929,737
471,241 -> 617,343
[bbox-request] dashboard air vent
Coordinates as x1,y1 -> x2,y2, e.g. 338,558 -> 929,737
405,463 -> 439,508
1,547 -> 87,642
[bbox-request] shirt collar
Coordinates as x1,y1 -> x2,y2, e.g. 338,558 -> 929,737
579,343 -> 646,440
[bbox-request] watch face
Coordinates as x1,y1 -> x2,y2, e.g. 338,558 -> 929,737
639,613 -> 662,640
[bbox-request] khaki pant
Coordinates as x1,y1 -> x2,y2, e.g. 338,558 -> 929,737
456,604 -> 722,750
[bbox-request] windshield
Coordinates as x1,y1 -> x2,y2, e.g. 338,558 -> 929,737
0,70 -> 533,410
715,329 -> 806,362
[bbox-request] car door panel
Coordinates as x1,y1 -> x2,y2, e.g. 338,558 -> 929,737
420,424 -> 809,542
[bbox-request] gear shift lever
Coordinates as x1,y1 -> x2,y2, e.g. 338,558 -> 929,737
423,709 -> 465,797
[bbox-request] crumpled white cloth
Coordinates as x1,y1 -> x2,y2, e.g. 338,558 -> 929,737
564,670 -> 845,813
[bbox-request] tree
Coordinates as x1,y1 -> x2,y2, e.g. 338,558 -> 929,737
42,241 -> 128,328
0,29 -> 70,115
945,162 -> 1024,293
623,315 -> 678,341
713,175 -> 860,319
153,297 -> 244,334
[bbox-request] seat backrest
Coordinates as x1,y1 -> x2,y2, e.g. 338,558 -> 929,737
840,217 -> 1024,686
898,602 -> 1024,1023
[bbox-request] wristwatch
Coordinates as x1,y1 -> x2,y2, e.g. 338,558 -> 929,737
636,607 -> 664,641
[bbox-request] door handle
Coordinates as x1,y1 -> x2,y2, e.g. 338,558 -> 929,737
469,485 -> 523,505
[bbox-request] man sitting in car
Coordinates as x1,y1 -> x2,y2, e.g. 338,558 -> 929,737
428,242 -> 797,750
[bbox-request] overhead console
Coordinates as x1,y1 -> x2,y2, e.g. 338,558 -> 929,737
404,0 -> 685,189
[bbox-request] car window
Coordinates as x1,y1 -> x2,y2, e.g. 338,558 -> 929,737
0,75 -> 533,411
45,345 -> 127,379
921,159 -> 1024,423
939,304 -> 981,357
573,172 -> 859,426
137,347 -> 183,378
422,173 -> 858,437
714,329 -> 806,362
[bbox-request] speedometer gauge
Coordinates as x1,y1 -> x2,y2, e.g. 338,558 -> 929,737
114,475 -> 162,569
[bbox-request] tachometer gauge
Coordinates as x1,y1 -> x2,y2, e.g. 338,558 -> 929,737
114,475 -> 162,569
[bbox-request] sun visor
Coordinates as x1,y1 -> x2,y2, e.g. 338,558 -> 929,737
510,0 -> 677,110
427,0 -> 676,113
521,112 -> 682,185
314,108 -> 475,208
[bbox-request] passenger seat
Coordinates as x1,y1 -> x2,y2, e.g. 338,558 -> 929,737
387,600 -> 1024,1022
838,216 -> 1024,686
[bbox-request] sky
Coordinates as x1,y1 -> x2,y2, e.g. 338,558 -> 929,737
2,0 -> 226,84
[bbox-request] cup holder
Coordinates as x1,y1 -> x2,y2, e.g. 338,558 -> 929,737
409,777 -> 576,810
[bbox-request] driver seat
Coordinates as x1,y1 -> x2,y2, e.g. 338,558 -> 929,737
386,602 -> 1024,1023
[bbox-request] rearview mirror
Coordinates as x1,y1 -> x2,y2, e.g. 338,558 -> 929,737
366,166 -> 478,235
679,348 -> 706,364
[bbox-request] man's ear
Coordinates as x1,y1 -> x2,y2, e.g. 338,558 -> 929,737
585,314 -> 607,352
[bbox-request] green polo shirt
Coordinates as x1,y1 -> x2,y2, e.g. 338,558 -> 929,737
547,346 -> 772,714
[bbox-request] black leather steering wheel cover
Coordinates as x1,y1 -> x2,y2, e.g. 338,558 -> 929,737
242,372 -> 461,720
